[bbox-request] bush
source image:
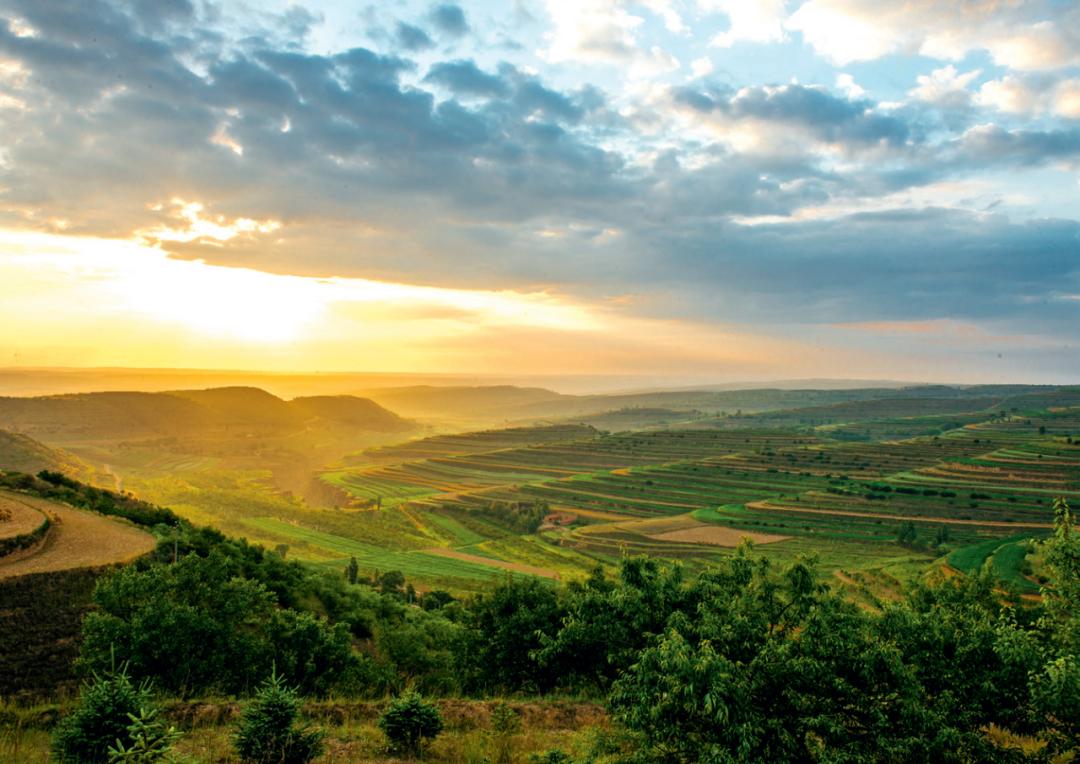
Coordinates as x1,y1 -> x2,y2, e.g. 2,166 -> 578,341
378,690 -> 443,757
234,672 -> 324,764
488,702 -> 520,764
52,665 -> 153,764
529,752 -> 573,764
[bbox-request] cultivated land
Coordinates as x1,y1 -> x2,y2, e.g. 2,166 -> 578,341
0,493 -> 48,540
0,491 -> 155,579
1,384 -> 1076,597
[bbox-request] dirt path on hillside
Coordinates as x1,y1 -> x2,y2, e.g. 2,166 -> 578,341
540,484 -> 699,509
423,548 -> 560,579
0,493 -> 156,579
647,524 -> 790,547
745,500 -> 1052,529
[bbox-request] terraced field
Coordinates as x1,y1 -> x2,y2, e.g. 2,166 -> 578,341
87,404 -> 1070,595
327,429 -> 821,510
0,493 -> 48,541
287,408 -> 1080,593
0,491 -> 156,578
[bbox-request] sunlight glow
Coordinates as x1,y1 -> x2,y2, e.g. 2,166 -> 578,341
0,229 -> 598,348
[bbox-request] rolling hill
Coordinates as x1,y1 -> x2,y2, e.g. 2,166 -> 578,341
358,383 -> 1068,424
0,387 -> 413,441
291,395 -> 412,431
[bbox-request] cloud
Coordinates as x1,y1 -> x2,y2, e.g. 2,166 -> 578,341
542,0 -> 644,65
0,0 -> 1078,372
788,0 -> 1080,70
424,60 -> 510,98
952,124 -> 1080,166
705,0 -> 787,48
395,22 -> 434,52
672,82 -> 909,149
909,66 -> 980,110
976,74 -> 1080,119
429,3 -> 469,37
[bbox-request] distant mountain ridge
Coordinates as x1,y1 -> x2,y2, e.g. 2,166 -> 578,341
360,383 -> 1072,423
0,387 -> 411,441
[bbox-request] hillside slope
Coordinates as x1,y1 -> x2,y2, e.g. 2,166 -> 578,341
291,395 -> 412,431
0,429 -> 89,476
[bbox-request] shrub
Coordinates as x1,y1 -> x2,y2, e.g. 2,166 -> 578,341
234,672 -> 324,764
488,702 -> 520,764
52,664 -> 152,764
378,690 -> 443,757
529,752 -> 573,764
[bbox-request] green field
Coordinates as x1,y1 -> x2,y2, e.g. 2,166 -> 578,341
36,392 -> 1078,597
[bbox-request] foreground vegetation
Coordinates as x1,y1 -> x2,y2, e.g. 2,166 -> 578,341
1,386 -> 1078,761
1,466 -> 1078,761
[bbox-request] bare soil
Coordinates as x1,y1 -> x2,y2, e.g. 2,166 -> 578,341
0,494 -> 156,579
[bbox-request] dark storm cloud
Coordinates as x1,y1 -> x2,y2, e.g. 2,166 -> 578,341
0,0 -> 1077,340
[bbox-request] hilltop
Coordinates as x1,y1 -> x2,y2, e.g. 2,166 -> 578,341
358,382 -> 1071,425
0,387 -> 412,441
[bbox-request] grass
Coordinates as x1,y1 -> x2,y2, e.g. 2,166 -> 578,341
43,407 -> 1077,596
0,697 -> 614,764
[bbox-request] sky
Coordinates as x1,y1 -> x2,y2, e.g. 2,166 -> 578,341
0,0 -> 1077,385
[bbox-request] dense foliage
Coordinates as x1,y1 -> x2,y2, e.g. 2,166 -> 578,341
15,465 -> 1075,761
80,550 -> 357,697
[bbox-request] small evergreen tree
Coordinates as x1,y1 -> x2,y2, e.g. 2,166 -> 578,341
378,690 -> 443,757
52,664 -> 152,764
107,706 -> 183,763
234,671 -> 324,764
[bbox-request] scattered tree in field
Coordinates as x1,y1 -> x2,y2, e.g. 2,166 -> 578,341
52,664 -> 159,764
106,706 -> 182,763
345,555 -> 359,585
378,690 -> 443,757
234,671 -> 324,764
487,702 -> 520,764
897,520 -> 918,547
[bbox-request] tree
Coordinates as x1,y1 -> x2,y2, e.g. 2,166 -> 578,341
345,556 -> 359,585
608,550 -> 1027,762
106,706 -> 183,763
234,671 -> 324,764
461,576 -> 565,693
897,520 -> 918,547
378,691 -> 443,757
1028,497 -> 1080,755
538,558 -> 687,692
80,551 -> 356,696
52,664 -> 157,764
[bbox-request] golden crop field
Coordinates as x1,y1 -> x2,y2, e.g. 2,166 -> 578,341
0,491 -> 156,579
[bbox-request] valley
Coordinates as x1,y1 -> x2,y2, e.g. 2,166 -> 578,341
1,382 -> 1075,599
